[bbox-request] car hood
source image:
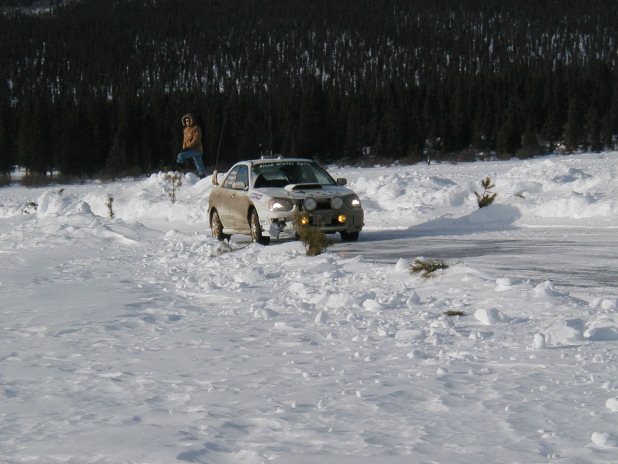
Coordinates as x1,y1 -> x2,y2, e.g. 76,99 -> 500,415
257,184 -> 356,200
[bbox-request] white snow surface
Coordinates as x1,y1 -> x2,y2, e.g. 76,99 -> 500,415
1,152 -> 618,463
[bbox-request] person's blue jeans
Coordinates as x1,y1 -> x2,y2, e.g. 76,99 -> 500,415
177,150 -> 206,176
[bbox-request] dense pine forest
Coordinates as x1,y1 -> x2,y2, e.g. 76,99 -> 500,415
1,0 -> 618,179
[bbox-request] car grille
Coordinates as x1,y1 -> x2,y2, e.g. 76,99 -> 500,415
299,199 -> 332,211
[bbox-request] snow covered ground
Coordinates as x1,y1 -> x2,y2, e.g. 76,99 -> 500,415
1,152 -> 617,463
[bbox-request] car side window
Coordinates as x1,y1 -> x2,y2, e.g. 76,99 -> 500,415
236,165 -> 249,187
223,166 -> 240,189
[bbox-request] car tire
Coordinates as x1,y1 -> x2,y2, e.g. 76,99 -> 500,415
340,231 -> 360,242
210,209 -> 230,241
249,209 -> 270,245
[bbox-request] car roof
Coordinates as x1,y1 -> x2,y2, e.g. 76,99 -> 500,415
221,158 -> 320,176
248,157 -> 314,166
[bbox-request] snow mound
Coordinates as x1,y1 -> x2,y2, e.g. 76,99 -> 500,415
543,319 -> 584,346
606,397 -> 618,412
584,320 -> 618,341
474,308 -> 509,325
591,431 -> 618,447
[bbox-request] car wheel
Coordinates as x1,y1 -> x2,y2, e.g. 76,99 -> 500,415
340,231 -> 360,242
210,209 -> 230,241
249,209 -> 270,245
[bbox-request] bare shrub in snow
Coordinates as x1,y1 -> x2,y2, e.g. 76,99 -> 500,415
21,201 -> 37,214
443,310 -> 466,317
475,176 -> 497,208
410,257 -> 452,279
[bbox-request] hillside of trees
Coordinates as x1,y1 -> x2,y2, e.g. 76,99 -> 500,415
1,0 -> 618,179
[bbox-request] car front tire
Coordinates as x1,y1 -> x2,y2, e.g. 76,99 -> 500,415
249,209 -> 270,245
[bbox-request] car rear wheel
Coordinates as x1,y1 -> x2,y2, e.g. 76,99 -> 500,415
249,209 -> 270,245
340,231 -> 360,242
210,209 -> 230,241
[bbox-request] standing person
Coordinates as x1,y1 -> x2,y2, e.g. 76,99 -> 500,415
177,113 -> 207,178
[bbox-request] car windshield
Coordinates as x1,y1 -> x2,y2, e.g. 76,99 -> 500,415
252,161 -> 336,188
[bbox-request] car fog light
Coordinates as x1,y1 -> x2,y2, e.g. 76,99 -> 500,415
300,215 -> 310,226
337,214 -> 347,223
303,197 -> 317,211
330,196 -> 344,209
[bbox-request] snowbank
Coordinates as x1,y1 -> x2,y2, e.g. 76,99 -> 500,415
1,153 -> 617,463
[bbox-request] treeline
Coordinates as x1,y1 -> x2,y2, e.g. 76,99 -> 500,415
1,0 -> 618,178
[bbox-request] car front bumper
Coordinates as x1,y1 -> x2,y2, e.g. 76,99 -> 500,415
263,208 -> 364,239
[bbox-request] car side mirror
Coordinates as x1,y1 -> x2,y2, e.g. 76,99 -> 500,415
212,170 -> 219,185
336,178 -> 347,186
232,181 -> 247,190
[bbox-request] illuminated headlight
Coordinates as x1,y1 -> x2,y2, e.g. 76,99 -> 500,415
345,195 -> 362,208
330,196 -> 344,210
303,197 -> 318,211
269,198 -> 293,212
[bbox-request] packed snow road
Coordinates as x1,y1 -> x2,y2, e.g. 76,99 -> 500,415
333,227 -> 618,299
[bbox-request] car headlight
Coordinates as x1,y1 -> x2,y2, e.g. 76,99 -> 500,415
344,195 -> 362,208
303,197 -> 318,211
330,196 -> 344,210
269,198 -> 293,212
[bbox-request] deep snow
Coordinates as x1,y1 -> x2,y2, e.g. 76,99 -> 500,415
1,152 -> 617,463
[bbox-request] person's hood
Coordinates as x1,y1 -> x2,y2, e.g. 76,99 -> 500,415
182,113 -> 195,126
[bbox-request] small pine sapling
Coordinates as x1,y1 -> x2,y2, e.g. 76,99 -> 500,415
298,226 -> 333,256
475,176 -> 497,208
106,195 -> 114,218
293,211 -> 333,256
410,257 -> 451,279
164,172 -> 182,204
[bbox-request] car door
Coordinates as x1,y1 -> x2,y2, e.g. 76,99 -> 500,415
215,165 -> 252,231
226,165 -> 251,230
213,165 -> 241,227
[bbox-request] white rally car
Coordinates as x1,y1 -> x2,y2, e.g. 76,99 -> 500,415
208,157 -> 364,245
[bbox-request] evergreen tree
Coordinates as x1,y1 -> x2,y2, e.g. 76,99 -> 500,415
496,98 -> 521,156
564,98 -> 584,153
0,0 -> 616,174
17,100 -> 33,173
585,106 -> 602,152
0,99 -> 12,176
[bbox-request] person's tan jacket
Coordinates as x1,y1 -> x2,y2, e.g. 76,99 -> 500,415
181,113 -> 203,153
